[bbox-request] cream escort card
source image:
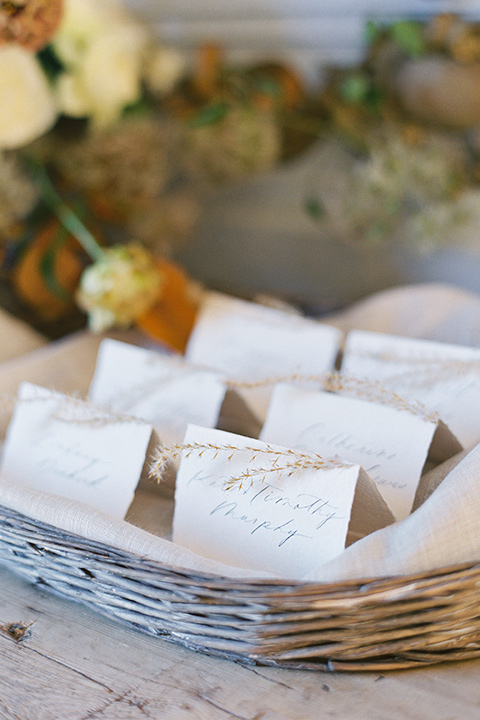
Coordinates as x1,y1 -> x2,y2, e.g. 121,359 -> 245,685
89,339 -> 259,445
260,384 -> 462,521
341,330 -> 480,450
185,291 -> 342,422
172,425 -> 394,580
1,382 -> 153,520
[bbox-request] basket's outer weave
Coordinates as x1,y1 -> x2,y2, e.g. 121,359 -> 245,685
0,502 -> 480,672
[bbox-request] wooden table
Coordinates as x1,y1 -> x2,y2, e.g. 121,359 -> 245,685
0,562 -> 479,720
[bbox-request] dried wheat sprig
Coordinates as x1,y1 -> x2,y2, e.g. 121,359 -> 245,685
351,347 -> 480,367
149,441 -> 348,490
380,364 -> 480,390
349,348 -> 480,379
14,391 -> 148,427
225,373 -> 325,390
221,459 -> 342,490
325,373 -> 439,422
52,401 -> 148,427
227,371 -> 438,422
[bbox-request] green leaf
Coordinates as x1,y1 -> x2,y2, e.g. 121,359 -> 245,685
390,21 -> 426,58
367,221 -> 389,244
27,158 -> 105,263
188,102 -> 230,128
39,224 -> 72,302
340,73 -> 371,104
37,44 -> 64,81
252,75 -> 281,100
364,20 -> 382,47
123,96 -> 153,118
304,197 -> 325,222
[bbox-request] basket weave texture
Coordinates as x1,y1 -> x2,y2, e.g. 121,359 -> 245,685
1,502 -> 480,672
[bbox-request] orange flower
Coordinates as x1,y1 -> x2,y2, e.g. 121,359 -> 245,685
0,0 -> 63,52
13,218 -> 84,321
136,257 -> 200,353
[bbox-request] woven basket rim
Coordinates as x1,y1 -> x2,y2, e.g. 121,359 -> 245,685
2,501 -> 480,672
2,499 -> 479,589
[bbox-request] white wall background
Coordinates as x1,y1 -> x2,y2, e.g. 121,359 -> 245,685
127,0 -> 480,84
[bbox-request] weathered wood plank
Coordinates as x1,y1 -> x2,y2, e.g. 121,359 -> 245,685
1,563 -> 480,720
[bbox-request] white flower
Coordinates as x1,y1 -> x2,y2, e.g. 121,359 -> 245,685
0,45 -> 57,149
144,45 -> 186,96
55,72 -> 91,118
53,0 -> 150,127
52,0 -> 132,66
76,243 -> 163,332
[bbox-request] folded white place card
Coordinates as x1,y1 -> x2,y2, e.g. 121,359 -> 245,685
89,339 -> 259,445
260,383 -> 462,521
172,425 -> 394,580
341,330 -> 480,450
1,382 -> 153,520
185,292 -> 342,422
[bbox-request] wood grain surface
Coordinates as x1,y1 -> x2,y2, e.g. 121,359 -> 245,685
0,563 -> 479,720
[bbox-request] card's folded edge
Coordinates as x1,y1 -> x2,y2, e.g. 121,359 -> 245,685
428,419 -> 463,465
413,447 -> 470,512
347,467 -> 396,547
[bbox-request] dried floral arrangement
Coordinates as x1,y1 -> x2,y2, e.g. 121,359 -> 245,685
0,0 -> 309,345
3,4 -> 480,344
309,14 -> 480,251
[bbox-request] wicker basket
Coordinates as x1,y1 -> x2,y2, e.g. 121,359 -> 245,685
1,500 -> 479,672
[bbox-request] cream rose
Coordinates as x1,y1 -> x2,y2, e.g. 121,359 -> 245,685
0,45 -> 57,149
144,44 -> 186,97
52,0 -> 132,66
53,0 -> 149,127
76,243 -> 163,332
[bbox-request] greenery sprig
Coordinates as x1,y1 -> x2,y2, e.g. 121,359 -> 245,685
27,158 -> 105,263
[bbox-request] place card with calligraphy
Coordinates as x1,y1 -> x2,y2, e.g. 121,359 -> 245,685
185,292 -> 342,422
1,382 -> 153,520
171,425 -> 394,580
89,339 -> 259,445
260,383 -> 462,520
341,330 -> 480,449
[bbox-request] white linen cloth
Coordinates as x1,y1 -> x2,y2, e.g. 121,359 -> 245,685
1,282 -> 480,582
0,307 -> 46,361
326,282 -> 480,346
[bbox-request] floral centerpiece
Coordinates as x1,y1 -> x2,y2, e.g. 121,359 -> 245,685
308,15 -> 480,252
4,4 -> 480,337
0,0 -> 306,347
